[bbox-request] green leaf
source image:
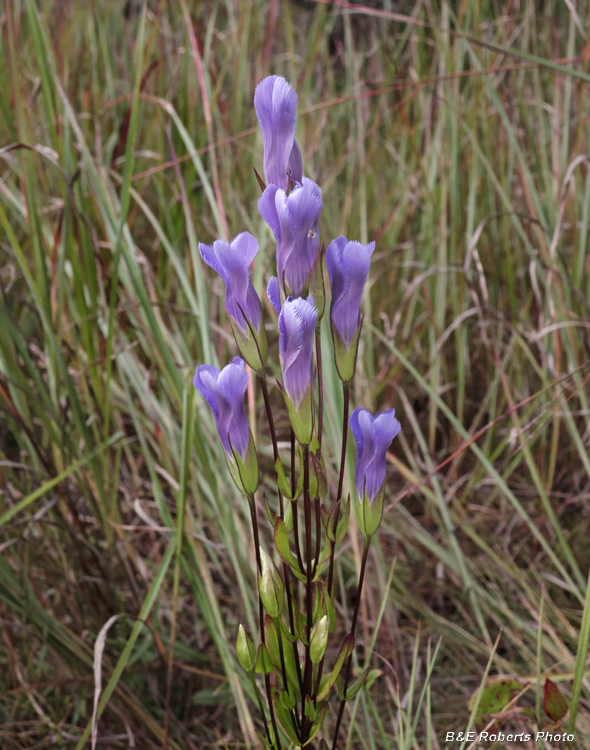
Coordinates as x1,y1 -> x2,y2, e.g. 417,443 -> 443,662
273,693 -> 301,746
316,634 -> 355,700
274,518 -> 306,582
275,456 -> 294,500
303,702 -> 329,746
264,616 -> 302,700
309,451 -> 328,498
264,494 -> 276,527
254,643 -> 275,674
283,498 -> 293,532
544,678 -> 568,722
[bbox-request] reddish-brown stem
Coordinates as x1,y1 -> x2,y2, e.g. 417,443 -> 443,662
249,500 -> 282,750
326,380 -> 350,596
300,444 -> 314,742
257,374 -> 303,694
331,536 -> 371,749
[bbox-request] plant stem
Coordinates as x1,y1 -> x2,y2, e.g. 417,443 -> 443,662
315,381 -> 350,697
258,372 -> 302,690
249,500 -> 282,750
301,444 -> 314,742
327,380 -> 350,597
331,536 -> 371,750
259,371 -> 283,518
291,431 -> 305,571
316,328 -> 324,457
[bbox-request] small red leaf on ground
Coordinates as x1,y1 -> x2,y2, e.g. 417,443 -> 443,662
544,678 -> 568,721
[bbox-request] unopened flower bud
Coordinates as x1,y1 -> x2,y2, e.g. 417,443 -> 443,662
236,624 -> 255,672
310,615 -> 329,664
259,547 -> 284,618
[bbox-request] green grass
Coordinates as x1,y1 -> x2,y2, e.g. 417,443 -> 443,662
2,0 -> 590,747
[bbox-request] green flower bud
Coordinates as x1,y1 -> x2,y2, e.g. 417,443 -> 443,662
310,615 -> 329,664
236,624 -> 255,672
258,547 -> 284,618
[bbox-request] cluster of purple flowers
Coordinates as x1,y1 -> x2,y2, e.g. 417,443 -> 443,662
194,75 -> 400,510
192,75 -> 401,748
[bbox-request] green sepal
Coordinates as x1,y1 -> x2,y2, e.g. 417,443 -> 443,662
303,702 -> 329,746
294,596 -> 308,645
264,616 -> 302,700
227,433 -> 259,496
280,381 -> 313,446
229,315 -> 268,372
274,518 -> 306,582
258,547 -> 284,618
356,481 -> 385,538
331,317 -> 363,383
279,617 -> 298,644
275,456 -> 294,500
273,692 -> 301,746
315,634 -> 355,701
304,695 -> 317,722
279,687 -> 297,711
326,494 -> 350,542
310,451 -> 328,497
308,245 -> 325,321
236,624 -> 255,672
283,499 -> 293,532
312,542 -> 331,581
264,494 -> 275,527
313,580 -> 336,633
254,643 -> 275,674
299,436 -> 327,498
310,615 -> 329,664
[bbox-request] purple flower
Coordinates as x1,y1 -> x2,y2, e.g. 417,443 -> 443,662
254,75 -> 303,190
326,236 -> 375,347
199,232 -> 261,334
349,407 -> 401,503
278,295 -> 317,409
193,358 -> 251,460
259,179 -> 322,298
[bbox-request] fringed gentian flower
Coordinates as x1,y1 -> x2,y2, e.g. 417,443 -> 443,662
278,295 -> 317,445
199,232 -> 268,371
254,75 -> 303,191
326,236 -> 375,382
193,358 -> 258,496
349,407 -> 401,537
259,178 -> 323,299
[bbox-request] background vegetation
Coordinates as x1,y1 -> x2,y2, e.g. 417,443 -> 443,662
1,0 -> 590,747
